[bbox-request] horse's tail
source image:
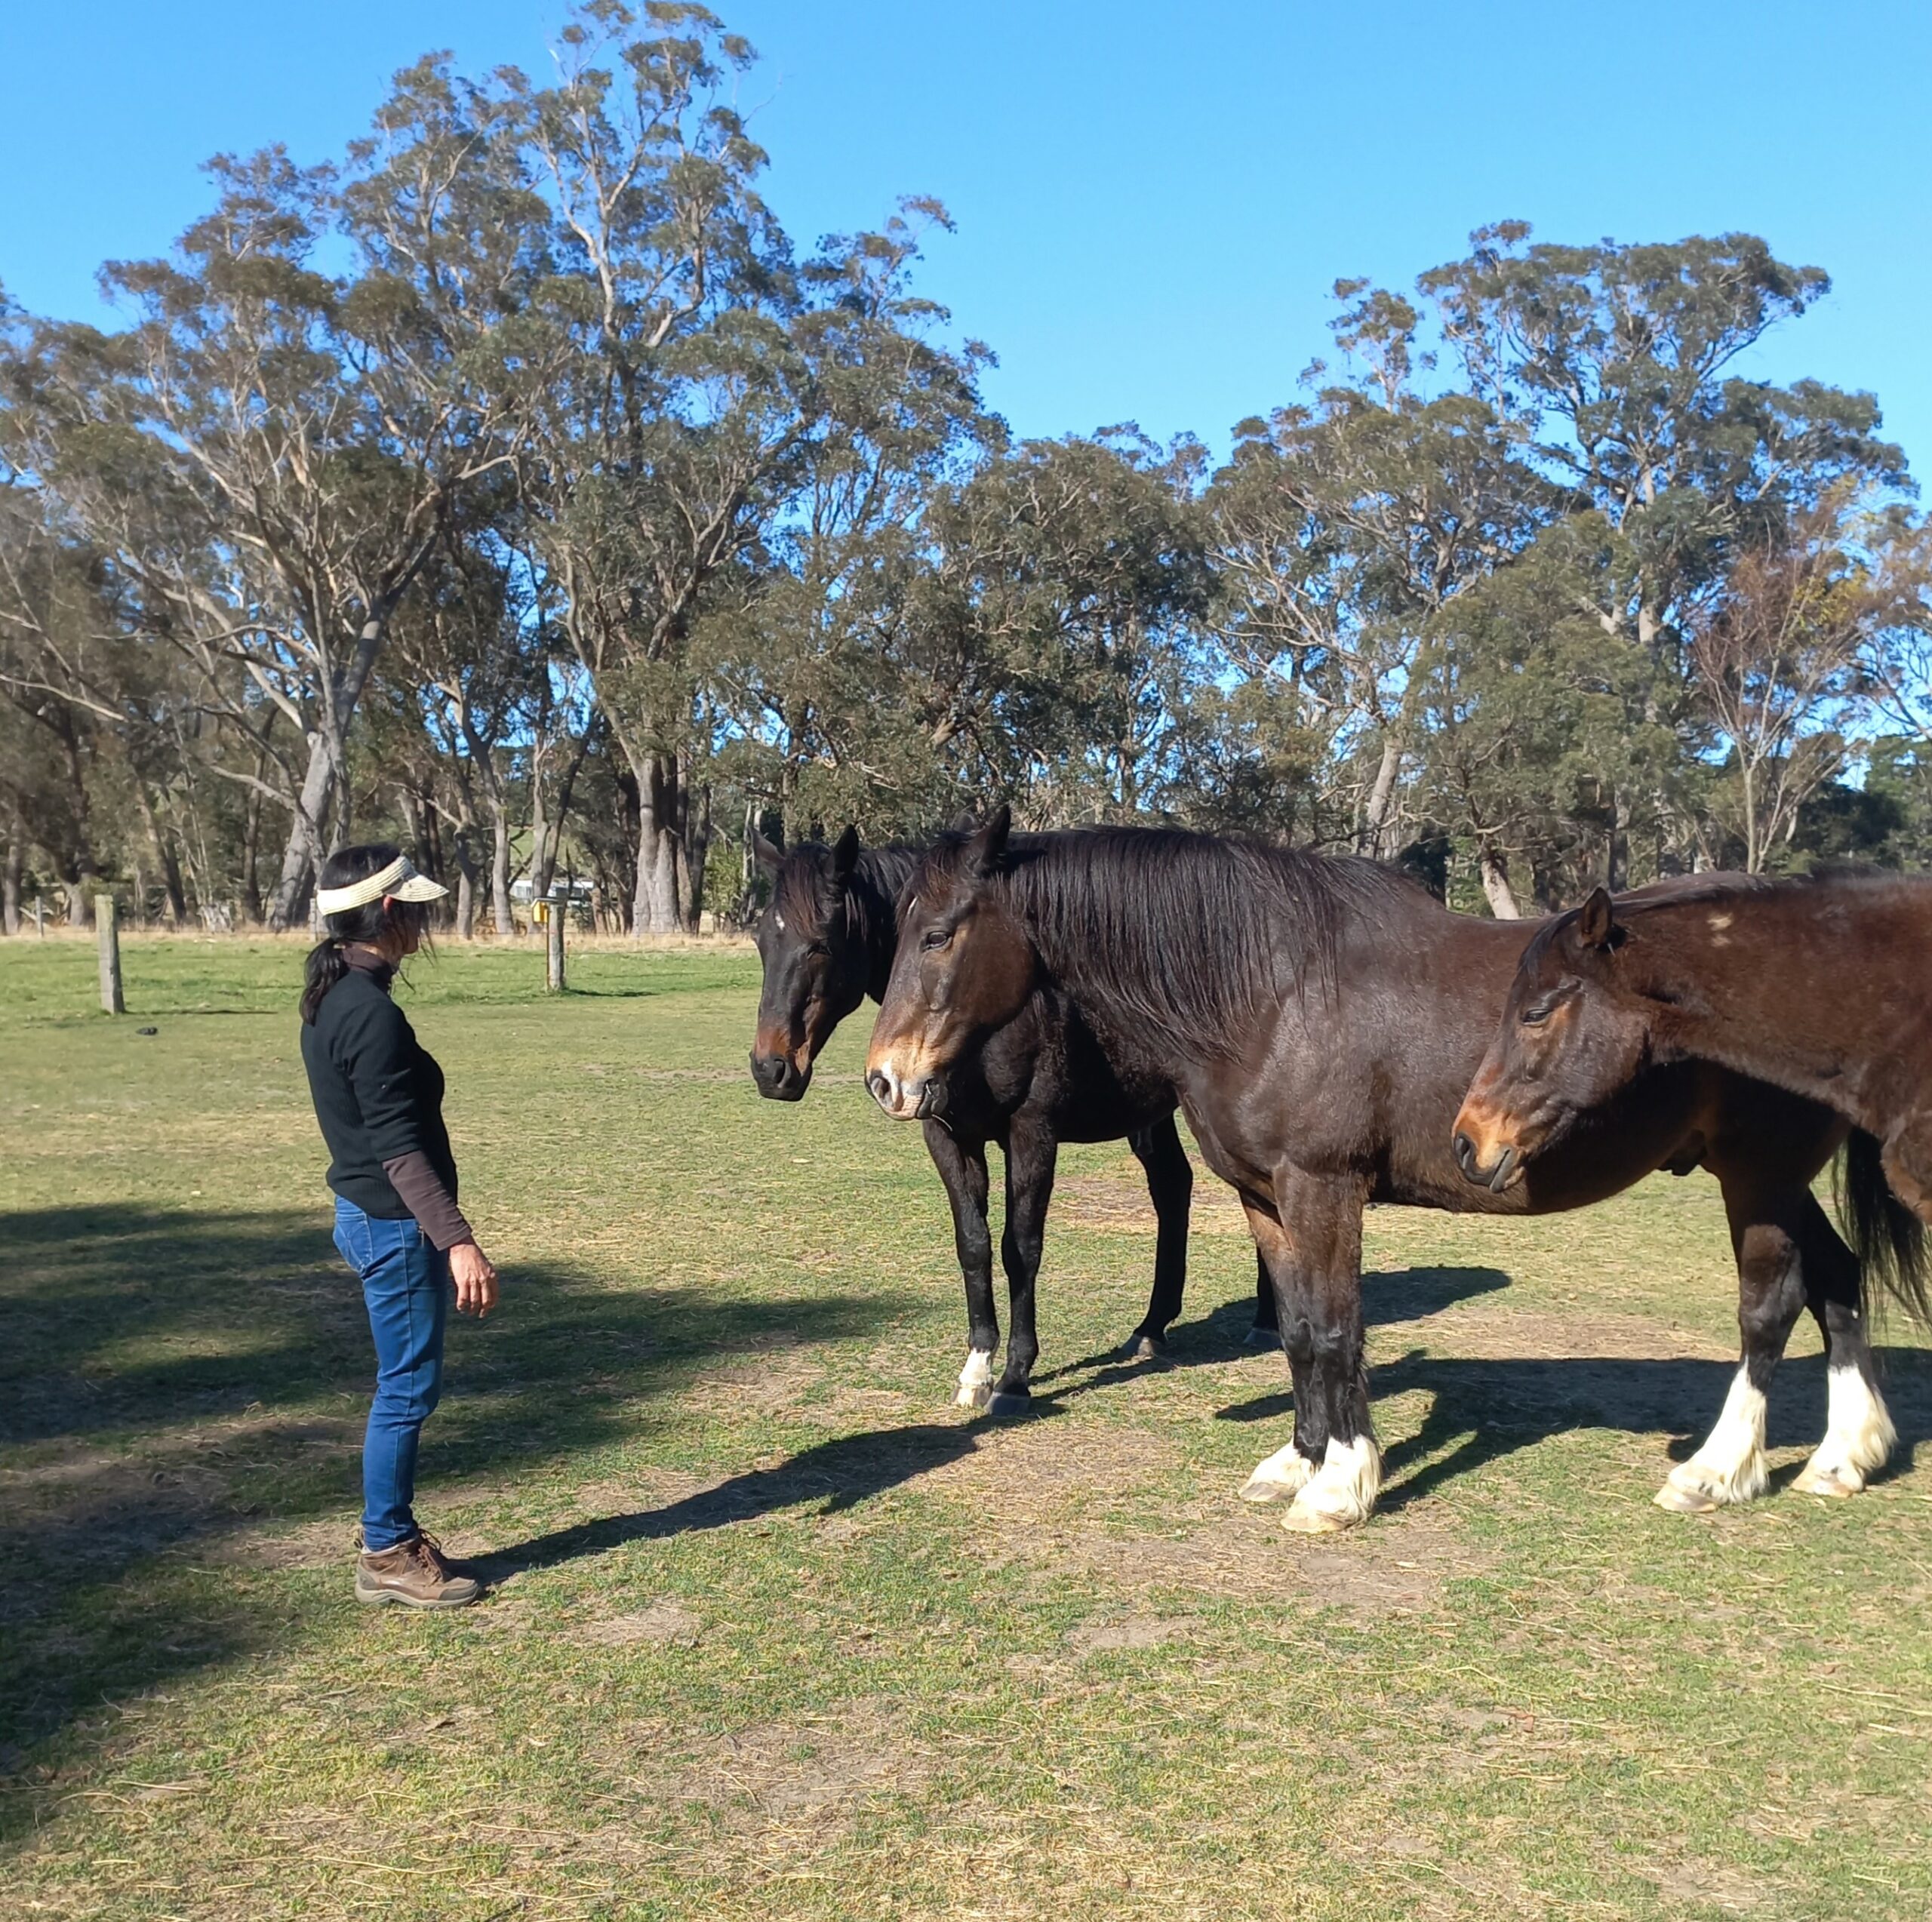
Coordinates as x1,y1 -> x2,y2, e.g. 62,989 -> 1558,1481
1838,1128 -> 1930,1324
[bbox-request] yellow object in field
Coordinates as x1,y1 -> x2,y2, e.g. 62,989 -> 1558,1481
532,899 -> 550,924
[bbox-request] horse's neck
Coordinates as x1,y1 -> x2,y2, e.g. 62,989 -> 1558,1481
1651,885 -> 1932,1126
852,848 -> 918,1003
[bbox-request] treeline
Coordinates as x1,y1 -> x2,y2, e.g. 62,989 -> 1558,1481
4,3 -> 1930,937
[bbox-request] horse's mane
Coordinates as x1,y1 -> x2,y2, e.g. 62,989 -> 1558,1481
917,826 -> 1428,1059
1612,863 -> 1924,922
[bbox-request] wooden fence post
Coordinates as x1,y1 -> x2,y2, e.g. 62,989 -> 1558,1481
98,893 -> 125,1014
546,885 -> 566,993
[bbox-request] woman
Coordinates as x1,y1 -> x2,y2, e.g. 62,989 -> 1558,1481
299,842 -> 501,1609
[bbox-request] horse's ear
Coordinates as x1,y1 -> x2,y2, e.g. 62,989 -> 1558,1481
751,831 -> 784,874
829,824 -> 860,883
1576,887 -> 1620,952
968,804 -> 1011,879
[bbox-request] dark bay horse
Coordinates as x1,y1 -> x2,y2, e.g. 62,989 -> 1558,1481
866,813 -> 1874,1531
748,829 -> 1270,1413
1454,875 -> 1931,1499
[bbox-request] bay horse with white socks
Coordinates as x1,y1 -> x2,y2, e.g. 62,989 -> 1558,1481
866,813 -> 1881,1532
748,829 -> 1272,1413
1454,873 -> 1930,1502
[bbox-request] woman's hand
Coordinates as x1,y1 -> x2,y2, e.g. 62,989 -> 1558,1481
448,1240 -> 500,1318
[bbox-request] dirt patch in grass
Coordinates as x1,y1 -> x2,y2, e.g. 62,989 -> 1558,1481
1070,1511 -> 1480,1617
1067,1612 -> 1198,1653
682,1350 -> 826,1416
677,1696 -> 935,1832
1054,1172 -> 1251,1235
581,1598 -> 705,1647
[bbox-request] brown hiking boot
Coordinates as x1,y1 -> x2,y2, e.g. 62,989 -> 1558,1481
355,1530 -> 482,1609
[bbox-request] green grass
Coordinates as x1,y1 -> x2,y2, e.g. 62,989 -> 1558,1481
3,933 -> 1930,1920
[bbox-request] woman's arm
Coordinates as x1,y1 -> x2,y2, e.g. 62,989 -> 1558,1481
343,998 -> 497,1313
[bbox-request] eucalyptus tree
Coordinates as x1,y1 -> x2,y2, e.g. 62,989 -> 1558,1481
705,201 -> 996,842
492,3 -> 814,932
1416,223 -> 1909,880
1207,281 -> 1547,858
0,54 -> 536,926
864,430 -> 1212,826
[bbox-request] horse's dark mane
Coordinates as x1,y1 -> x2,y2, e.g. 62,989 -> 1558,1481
851,846 -> 922,958
1613,864 -> 1926,922
916,826 -> 1429,1060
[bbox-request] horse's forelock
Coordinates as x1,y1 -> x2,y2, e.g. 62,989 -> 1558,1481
773,846 -> 837,937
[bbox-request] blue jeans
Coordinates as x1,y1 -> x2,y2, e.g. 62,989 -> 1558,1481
332,1197 -> 448,1551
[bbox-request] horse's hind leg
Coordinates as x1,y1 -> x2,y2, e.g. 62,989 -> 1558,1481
1791,1193 -> 1897,1498
1246,1250 -> 1280,1348
1658,1174 -> 1809,1513
1122,1114 -> 1192,1358
924,1123 -> 998,1411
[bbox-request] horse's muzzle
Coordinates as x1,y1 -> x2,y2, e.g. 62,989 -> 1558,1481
866,1064 -> 943,1121
1453,1126 -> 1521,1192
750,1050 -> 811,1101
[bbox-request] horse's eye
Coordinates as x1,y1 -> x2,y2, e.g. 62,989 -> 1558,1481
1520,998 -> 1556,1028
921,927 -> 952,952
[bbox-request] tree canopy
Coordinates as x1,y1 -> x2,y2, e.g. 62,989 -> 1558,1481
4,4 -> 1927,937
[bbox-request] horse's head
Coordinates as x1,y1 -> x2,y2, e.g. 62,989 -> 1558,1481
1453,887 -> 1653,1190
749,826 -> 868,1100
866,806 -> 1035,1122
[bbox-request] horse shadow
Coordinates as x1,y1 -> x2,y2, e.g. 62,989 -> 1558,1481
1214,1345 -> 1932,1511
1032,1264 -> 1510,1392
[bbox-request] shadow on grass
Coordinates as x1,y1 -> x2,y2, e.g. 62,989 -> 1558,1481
478,1268 -> 1517,1580
474,1412 -> 1017,1582
1214,1343 -> 1932,1514
1035,1265 -> 1511,1388
0,1203 -> 905,1803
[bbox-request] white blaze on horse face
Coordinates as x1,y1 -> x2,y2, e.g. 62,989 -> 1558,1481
954,1347 -> 995,1410
1281,1435 -> 1383,1533
1238,1440 -> 1317,1505
1657,1367 -> 1769,1511
1793,1365 -> 1897,1496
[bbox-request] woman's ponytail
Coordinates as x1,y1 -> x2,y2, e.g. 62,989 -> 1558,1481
300,936 -> 349,1025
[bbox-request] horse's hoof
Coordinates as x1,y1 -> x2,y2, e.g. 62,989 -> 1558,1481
984,1390 -> 1033,1419
1281,1502 -> 1352,1535
1241,1323 -> 1278,1349
1792,1465 -> 1860,1499
1121,1332 -> 1165,1362
953,1381 -> 992,1412
1239,1475 -> 1295,1505
1652,1480 -> 1720,1515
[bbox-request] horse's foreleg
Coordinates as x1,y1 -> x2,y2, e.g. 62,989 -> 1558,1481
988,1124 -> 1057,1416
1791,1192 -> 1897,1499
1123,1113 -> 1192,1358
1241,1177 -> 1380,1530
1238,1203 -> 1318,1504
1659,1175 -> 1809,1513
925,1123 -> 998,1411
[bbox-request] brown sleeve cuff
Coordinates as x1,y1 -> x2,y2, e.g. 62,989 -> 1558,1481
381,1152 -> 475,1251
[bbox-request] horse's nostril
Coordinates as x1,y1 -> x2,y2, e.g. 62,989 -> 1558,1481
1453,1130 -> 1475,1171
866,1070 -> 891,1106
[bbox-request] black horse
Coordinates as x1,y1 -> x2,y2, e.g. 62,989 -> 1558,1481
747,828 -> 1272,1411
868,813 -> 1878,1531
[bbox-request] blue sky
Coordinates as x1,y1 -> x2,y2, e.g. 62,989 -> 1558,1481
3,2 -> 1927,474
